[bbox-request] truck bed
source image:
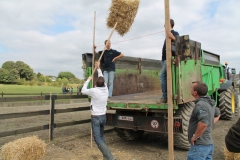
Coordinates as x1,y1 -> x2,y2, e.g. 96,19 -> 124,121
107,91 -> 171,111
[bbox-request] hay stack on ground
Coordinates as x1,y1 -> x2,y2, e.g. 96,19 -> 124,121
107,0 -> 140,36
224,146 -> 240,160
1,136 -> 47,160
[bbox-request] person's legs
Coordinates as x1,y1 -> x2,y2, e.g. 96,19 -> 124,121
187,145 -> 198,160
100,115 -> 106,143
206,144 -> 214,160
108,71 -> 115,97
104,71 -> 109,88
187,145 -> 213,160
91,115 -> 114,160
159,60 -> 167,102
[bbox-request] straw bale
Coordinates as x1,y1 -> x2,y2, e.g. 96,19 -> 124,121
107,0 -> 140,36
224,146 -> 240,160
1,136 -> 47,160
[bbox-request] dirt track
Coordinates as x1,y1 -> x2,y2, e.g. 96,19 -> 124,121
0,100 -> 239,160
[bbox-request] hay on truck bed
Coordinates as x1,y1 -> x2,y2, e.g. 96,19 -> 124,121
107,0 -> 140,36
1,136 -> 47,160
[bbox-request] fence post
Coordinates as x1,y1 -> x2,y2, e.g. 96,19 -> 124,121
50,95 -> 55,141
1,92 -> 3,97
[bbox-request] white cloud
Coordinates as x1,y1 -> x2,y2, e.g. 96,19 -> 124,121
0,0 -> 240,79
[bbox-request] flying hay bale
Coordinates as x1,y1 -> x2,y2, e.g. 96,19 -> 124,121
224,146 -> 240,160
107,0 -> 140,36
1,136 -> 47,160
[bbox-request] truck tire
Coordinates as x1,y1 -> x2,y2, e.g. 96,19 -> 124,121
234,90 -> 239,116
174,102 -> 194,150
114,128 -> 144,141
219,86 -> 235,120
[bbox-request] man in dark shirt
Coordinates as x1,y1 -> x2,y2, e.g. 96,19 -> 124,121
187,81 -> 220,160
159,19 -> 179,103
94,40 -> 124,98
225,117 -> 240,153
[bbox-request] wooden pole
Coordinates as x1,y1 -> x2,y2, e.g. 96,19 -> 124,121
90,11 -> 96,149
49,92 -> 52,141
164,0 -> 174,159
92,11 -> 96,86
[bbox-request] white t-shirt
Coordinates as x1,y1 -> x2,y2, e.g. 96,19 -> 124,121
81,69 -> 108,115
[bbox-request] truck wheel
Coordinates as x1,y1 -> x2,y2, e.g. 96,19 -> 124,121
174,102 -> 194,150
219,86 -> 235,120
114,128 -> 144,141
234,90 -> 239,116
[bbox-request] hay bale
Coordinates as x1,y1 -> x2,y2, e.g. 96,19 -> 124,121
107,0 -> 140,36
1,136 -> 47,160
224,146 -> 240,160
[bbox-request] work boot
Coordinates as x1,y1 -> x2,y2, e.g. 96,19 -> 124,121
161,98 -> 167,103
156,98 -> 167,104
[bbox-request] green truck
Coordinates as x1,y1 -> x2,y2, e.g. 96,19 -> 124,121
82,35 -> 239,150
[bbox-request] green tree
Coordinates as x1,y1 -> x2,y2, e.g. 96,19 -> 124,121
36,72 -> 45,82
36,72 -> 43,78
0,68 -> 18,83
45,77 -> 52,83
2,61 -> 16,70
58,72 -> 76,80
15,61 -> 34,80
57,78 -> 63,86
8,69 -> 19,83
62,77 -> 69,86
0,68 -> 9,83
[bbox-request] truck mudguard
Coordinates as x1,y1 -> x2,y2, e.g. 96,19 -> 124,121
219,80 -> 234,91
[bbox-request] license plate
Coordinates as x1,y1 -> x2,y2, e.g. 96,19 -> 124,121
118,116 -> 133,121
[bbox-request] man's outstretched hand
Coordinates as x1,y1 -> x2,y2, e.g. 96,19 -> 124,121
95,61 -> 100,69
87,76 -> 92,81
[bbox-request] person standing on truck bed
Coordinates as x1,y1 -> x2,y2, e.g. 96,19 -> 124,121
81,62 -> 116,160
94,40 -> 124,98
159,19 -> 179,103
187,81 -> 220,160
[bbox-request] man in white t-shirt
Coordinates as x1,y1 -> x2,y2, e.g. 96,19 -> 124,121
81,62 -> 115,160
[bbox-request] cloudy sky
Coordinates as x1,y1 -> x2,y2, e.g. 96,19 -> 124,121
0,0 -> 239,79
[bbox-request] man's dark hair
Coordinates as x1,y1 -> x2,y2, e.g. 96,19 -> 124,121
96,77 -> 105,87
192,81 -> 208,96
104,40 -> 109,45
170,19 -> 174,28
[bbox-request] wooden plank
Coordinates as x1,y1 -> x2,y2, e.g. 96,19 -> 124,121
0,125 -> 48,138
0,110 -> 50,120
55,119 -> 91,128
56,95 -> 88,99
0,96 -> 45,102
0,106 -> 90,119
55,106 -> 90,114
2,93 -> 42,95
164,0 -> 174,159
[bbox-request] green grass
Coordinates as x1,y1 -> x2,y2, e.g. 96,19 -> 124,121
0,84 -> 61,94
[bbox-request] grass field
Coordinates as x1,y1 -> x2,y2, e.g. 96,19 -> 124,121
0,84 -> 64,94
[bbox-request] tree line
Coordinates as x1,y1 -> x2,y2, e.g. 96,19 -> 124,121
0,61 -> 82,86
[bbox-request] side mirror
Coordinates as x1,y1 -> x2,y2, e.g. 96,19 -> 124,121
231,68 -> 236,75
